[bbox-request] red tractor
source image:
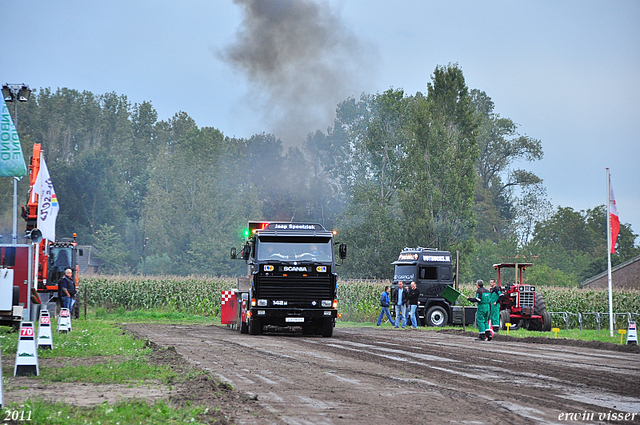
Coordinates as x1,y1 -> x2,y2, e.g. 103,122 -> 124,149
494,263 -> 552,332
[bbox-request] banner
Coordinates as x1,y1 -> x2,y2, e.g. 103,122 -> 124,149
33,153 -> 59,241
609,174 -> 620,254
0,97 -> 28,177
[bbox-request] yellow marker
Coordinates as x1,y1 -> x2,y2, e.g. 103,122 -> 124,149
618,329 -> 627,345
505,323 -> 512,334
552,327 -> 560,339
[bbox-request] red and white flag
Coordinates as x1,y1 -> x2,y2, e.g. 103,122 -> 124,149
609,174 -> 620,254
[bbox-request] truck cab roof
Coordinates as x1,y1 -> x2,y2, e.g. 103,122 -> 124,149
391,247 -> 452,265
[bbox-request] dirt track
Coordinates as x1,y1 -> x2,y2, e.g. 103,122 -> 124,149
125,324 -> 640,425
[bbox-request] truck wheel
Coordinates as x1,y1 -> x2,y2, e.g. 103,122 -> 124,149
249,318 -> 262,335
425,306 -> 448,327
499,310 -> 511,330
240,321 -> 248,334
13,286 -> 20,305
542,310 -> 552,332
321,318 -> 333,337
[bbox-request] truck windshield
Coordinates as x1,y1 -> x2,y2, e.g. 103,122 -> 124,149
50,247 -> 73,270
394,265 -> 416,282
257,239 -> 333,262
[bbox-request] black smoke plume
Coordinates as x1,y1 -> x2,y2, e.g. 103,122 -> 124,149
219,0 -> 375,145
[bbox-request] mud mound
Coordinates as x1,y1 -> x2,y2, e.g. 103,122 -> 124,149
436,328 -> 640,353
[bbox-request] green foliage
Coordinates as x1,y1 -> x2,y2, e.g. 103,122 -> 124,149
82,275 -> 236,315
2,74 -> 637,286
93,224 -> 128,273
527,205 -> 640,283
2,399 -> 212,425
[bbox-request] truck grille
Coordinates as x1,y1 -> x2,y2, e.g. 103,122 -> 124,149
256,275 -> 333,305
519,291 -> 534,308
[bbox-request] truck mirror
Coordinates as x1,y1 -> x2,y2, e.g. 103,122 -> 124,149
78,249 -> 84,256
242,243 -> 251,260
339,243 -> 347,260
230,247 -> 237,259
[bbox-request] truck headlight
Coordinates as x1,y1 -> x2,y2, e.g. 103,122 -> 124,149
321,300 -> 332,308
257,299 -> 267,307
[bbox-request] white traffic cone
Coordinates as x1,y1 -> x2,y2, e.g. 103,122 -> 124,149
627,322 -> 638,345
37,309 -> 54,350
14,321 -> 39,377
57,308 -> 71,333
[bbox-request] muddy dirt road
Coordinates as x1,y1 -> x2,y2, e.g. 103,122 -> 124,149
126,324 -> 640,425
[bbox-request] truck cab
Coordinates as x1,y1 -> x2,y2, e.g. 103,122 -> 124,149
232,222 -> 346,337
392,247 -> 474,326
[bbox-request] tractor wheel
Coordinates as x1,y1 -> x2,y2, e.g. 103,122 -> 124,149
425,306 -> 448,327
249,318 -> 262,335
527,317 -> 542,331
534,292 -> 546,315
499,310 -> 511,330
321,318 -> 334,337
542,310 -> 552,332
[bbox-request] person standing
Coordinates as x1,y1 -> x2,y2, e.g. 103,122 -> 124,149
467,280 -> 491,340
59,268 -> 76,311
376,286 -> 394,326
391,281 -> 408,329
489,278 -> 502,333
407,281 -> 420,329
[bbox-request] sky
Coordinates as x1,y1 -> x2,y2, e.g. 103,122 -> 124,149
2,0 -> 639,239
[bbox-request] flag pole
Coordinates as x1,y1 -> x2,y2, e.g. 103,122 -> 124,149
606,168 -> 614,337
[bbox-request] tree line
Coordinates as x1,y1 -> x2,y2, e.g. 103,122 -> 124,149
1,64 -> 637,285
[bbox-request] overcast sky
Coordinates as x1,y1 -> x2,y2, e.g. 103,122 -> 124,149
2,0 -> 639,240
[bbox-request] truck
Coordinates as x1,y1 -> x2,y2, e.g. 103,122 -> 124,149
0,244 -> 33,329
21,143 -> 82,316
494,262 -> 552,331
230,221 -> 346,337
391,247 -> 476,327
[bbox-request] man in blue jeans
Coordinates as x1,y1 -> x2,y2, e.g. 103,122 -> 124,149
60,269 -> 75,310
391,281 -> 408,328
376,286 -> 394,326
407,281 -> 420,329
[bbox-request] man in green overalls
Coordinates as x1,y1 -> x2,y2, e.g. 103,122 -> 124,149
468,280 -> 492,341
489,278 -> 502,333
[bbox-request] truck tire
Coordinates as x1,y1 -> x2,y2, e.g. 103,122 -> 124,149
249,318 -> 262,335
13,286 -> 20,305
321,318 -> 333,337
425,306 -> 448,327
240,320 -> 248,334
542,310 -> 552,332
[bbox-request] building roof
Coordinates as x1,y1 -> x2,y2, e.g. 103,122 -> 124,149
579,255 -> 640,289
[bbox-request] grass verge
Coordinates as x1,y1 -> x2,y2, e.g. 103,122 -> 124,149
1,311 -> 222,425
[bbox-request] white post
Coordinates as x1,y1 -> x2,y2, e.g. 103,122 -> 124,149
606,168 -> 614,337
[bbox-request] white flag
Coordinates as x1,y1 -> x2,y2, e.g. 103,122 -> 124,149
33,153 -> 59,241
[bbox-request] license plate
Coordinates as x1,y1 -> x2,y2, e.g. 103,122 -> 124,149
285,317 -> 304,323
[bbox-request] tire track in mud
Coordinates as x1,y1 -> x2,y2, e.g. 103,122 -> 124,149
125,323 -> 640,425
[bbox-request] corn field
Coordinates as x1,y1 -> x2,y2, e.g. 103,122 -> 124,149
81,276 -> 640,328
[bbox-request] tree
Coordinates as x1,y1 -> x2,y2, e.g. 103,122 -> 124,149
470,89 -> 544,242
93,224 -> 128,274
400,64 -> 479,260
